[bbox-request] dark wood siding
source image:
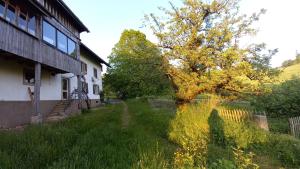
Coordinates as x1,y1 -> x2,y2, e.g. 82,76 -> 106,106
0,19 -> 81,75
37,0 -> 80,38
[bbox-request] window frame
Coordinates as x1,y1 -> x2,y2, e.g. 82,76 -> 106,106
93,84 -> 100,95
27,14 -> 36,36
57,30 -> 68,53
93,68 -> 98,79
0,1 -> 37,37
0,0 -> 5,18
82,82 -> 89,94
42,20 -> 57,47
5,3 -> 16,24
23,68 -> 35,86
18,10 -> 27,31
81,61 -> 87,75
99,65 -> 103,72
67,38 -> 76,57
42,20 -> 78,58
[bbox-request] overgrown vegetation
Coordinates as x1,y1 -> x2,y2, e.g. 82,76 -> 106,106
251,78 -> 300,118
169,99 -> 300,168
1,99 -> 300,168
0,101 -> 175,169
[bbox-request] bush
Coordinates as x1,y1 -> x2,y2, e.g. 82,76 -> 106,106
169,98 -> 300,168
251,78 -> 300,117
268,117 -> 290,134
210,159 -> 236,169
266,134 -> 300,167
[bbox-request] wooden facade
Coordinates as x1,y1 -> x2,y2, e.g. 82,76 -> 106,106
0,0 -> 89,75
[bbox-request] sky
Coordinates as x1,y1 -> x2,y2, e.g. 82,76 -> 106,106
64,0 -> 300,70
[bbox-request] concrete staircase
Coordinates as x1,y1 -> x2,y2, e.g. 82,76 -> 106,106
46,100 -> 71,122
46,88 -> 91,122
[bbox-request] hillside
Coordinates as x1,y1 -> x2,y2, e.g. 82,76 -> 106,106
279,63 -> 300,81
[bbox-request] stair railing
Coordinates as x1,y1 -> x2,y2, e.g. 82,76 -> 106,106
64,89 -> 91,112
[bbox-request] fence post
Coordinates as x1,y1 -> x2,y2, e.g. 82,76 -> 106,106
289,116 -> 300,138
253,113 -> 269,131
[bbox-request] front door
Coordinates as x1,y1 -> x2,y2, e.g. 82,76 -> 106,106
62,78 -> 69,100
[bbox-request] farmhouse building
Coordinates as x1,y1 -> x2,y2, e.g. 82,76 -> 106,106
0,0 -> 109,128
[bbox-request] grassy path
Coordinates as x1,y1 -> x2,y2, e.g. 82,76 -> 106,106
121,101 -> 130,129
0,99 -> 176,169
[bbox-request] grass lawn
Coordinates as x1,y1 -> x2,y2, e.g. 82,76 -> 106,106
0,99 -> 176,169
1,99 -> 300,169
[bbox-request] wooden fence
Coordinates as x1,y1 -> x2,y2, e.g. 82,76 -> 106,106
218,109 -> 269,131
289,116 -> 300,138
218,109 -> 253,123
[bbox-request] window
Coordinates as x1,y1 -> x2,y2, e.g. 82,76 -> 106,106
42,19 -> 77,57
23,69 -> 35,85
28,15 -> 36,35
93,68 -> 98,78
43,21 -> 56,45
100,65 -> 103,72
68,39 -> 76,57
57,31 -> 67,53
6,4 -> 16,24
81,61 -> 87,74
18,12 -> 27,31
82,82 -> 88,94
93,84 -> 99,95
0,0 -> 5,17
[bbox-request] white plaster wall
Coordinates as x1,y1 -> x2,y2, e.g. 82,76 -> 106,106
0,56 -> 103,101
40,71 -> 61,100
80,55 -> 103,100
0,59 -> 61,101
0,60 -> 30,101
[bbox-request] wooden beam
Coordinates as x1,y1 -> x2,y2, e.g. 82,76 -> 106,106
77,75 -> 82,109
34,62 -> 42,122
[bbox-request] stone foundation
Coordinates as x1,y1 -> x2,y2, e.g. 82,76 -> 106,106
0,99 -> 102,128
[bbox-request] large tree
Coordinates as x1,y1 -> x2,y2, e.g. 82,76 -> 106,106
146,0 -> 278,104
104,29 -> 172,99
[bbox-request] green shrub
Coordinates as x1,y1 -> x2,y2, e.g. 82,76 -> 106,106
266,134 -> 300,167
268,117 -> 290,134
233,147 -> 259,169
251,78 -> 300,117
223,121 -> 268,148
210,159 -> 236,169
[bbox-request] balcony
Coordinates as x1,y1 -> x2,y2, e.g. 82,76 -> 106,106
0,18 -> 81,75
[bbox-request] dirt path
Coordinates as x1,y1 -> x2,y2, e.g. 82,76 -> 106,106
121,101 -> 130,129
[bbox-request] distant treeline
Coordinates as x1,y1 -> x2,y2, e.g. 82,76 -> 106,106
282,54 -> 300,67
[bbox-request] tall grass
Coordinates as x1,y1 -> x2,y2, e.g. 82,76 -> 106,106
169,98 -> 300,168
1,99 -> 300,169
0,100 -> 176,169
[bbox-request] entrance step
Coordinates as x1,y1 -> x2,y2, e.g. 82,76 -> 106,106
46,115 -> 66,122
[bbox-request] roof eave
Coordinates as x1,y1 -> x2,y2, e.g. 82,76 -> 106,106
56,0 -> 90,33
80,43 -> 110,67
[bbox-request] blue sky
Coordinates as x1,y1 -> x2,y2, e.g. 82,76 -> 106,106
64,0 -> 300,70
